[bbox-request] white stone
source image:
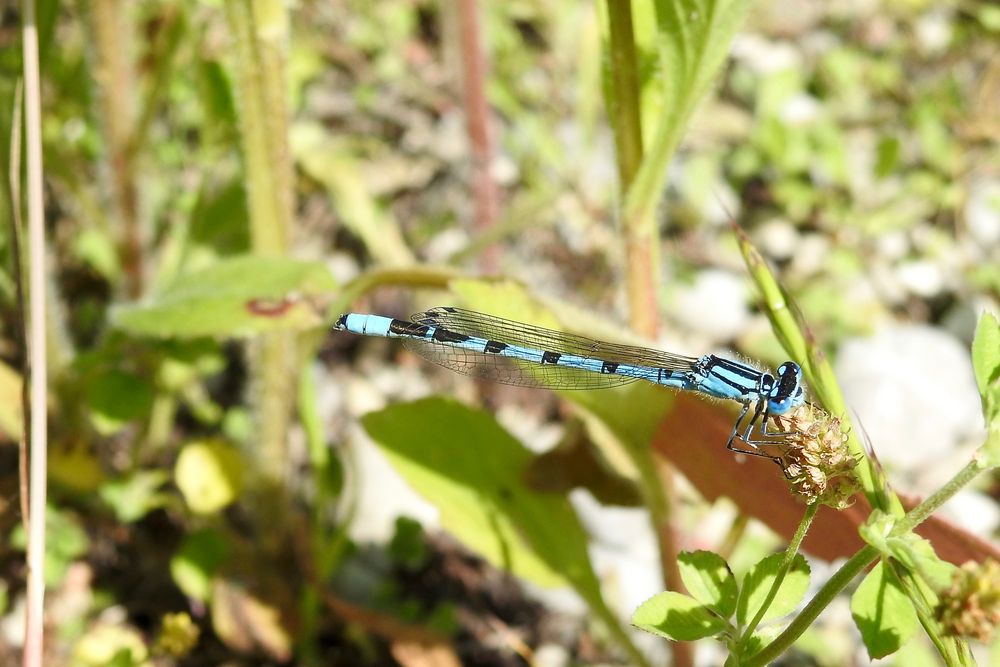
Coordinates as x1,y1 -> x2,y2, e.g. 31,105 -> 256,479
672,270 -> 750,342
915,10 -> 953,55
755,218 -> 799,261
343,424 -> 440,543
895,260 -> 945,297
965,179 -> 1000,246
534,644 -> 570,667
731,34 -> 802,74
940,490 -> 1000,537
781,93 -> 821,125
835,325 -> 984,474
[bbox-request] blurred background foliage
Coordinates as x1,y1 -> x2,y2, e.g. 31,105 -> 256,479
1,0 -> 1000,665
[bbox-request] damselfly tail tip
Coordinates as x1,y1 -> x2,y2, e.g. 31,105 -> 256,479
334,313 -> 348,330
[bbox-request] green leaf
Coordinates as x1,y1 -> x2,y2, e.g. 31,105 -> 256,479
885,532 -> 957,592
72,624 -> 148,667
851,560 -> 919,659
11,506 -> 89,586
170,528 -> 229,602
858,509 -> 895,556
85,370 -> 154,436
736,553 -> 811,626
174,440 -> 243,514
212,578 -> 292,661
678,550 -> 738,618
113,255 -> 337,338
362,398 -> 600,593
99,470 -> 172,523
625,0 -> 753,225
0,359 -> 22,440
972,312 -> 1000,426
632,591 -> 727,641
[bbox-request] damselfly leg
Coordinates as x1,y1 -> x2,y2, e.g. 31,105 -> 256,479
726,399 -> 796,463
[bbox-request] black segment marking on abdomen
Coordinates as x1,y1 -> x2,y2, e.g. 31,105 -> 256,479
602,361 -> 619,374
432,327 -> 470,343
484,340 -> 507,354
541,351 -> 561,364
389,319 -> 430,337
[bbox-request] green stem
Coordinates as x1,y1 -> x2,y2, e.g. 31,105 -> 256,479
590,589 -> 653,667
747,450 -> 993,665
226,0 -> 296,484
629,445 -> 694,667
604,0 -> 643,189
895,457 -> 988,534
739,503 -> 817,647
89,0 -> 143,298
745,545 -> 879,666
887,561 -> 962,666
331,265 -> 464,319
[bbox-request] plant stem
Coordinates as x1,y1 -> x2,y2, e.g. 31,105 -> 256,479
455,0 -> 500,273
225,0 -> 295,484
604,0 -> 660,339
748,449 -> 994,665
21,0 -> 49,664
605,0 -> 643,190
895,457 -> 988,533
739,503 -> 818,647
590,588 -> 654,667
887,561 -> 962,666
90,0 -> 142,298
745,545 -> 878,666
604,6 -> 686,664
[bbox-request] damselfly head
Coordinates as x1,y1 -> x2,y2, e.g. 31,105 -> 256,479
766,361 -> 805,414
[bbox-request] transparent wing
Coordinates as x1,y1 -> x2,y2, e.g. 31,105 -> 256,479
400,307 -> 698,390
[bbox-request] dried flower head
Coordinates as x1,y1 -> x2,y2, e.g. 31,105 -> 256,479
771,404 -> 859,508
936,559 -> 1000,642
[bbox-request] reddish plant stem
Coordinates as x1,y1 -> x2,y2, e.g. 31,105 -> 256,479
456,0 -> 500,273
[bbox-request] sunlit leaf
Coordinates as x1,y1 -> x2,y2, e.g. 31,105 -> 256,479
624,0 -> 754,225
174,440 -> 243,514
212,578 -> 292,661
362,398 -> 600,593
113,255 -> 337,338
49,446 -> 105,492
72,624 -> 148,667
632,591 -> 727,641
0,360 -> 22,441
100,470 -> 172,523
736,553 -> 810,626
10,506 -> 89,586
171,528 -> 229,602
972,312 -> 1000,426
851,561 -> 918,659
678,550 -> 738,618
85,370 -> 154,435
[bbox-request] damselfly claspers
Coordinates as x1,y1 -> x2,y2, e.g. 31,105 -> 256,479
335,307 -> 806,456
